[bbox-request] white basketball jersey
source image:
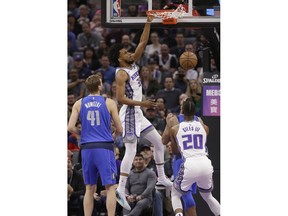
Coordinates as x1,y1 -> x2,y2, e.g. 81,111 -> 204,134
116,63 -> 142,103
176,120 -> 208,159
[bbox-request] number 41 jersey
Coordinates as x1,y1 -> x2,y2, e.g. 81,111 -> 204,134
176,120 -> 208,159
79,95 -> 113,144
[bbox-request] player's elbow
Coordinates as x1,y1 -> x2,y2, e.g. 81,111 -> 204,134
67,125 -> 73,133
162,137 -> 169,145
117,126 -> 123,134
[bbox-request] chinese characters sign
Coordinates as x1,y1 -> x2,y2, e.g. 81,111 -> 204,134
202,85 -> 220,116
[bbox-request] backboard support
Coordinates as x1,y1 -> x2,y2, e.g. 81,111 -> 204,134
101,0 -> 220,28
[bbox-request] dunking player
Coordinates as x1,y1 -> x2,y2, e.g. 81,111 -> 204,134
162,96 -> 207,216
169,98 -> 220,216
68,74 -> 123,216
108,15 -> 172,211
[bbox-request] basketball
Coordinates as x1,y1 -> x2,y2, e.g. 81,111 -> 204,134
179,51 -> 198,70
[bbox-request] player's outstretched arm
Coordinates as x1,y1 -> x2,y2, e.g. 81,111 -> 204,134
132,15 -> 154,62
67,100 -> 81,135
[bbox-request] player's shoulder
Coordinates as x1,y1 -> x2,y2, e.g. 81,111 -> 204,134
116,68 -> 128,78
105,97 -> 115,105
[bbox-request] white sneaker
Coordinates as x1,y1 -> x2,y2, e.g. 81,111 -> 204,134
157,177 -> 173,188
115,189 -> 131,211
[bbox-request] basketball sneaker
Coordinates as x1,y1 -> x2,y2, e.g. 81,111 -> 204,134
157,177 -> 173,188
115,189 -> 131,211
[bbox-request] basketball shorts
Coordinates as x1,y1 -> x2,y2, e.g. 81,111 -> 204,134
81,144 -> 117,186
174,156 -> 214,194
173,155 -> 197,194
119,105 -> 154,143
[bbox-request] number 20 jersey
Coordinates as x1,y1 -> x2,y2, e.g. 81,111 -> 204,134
176,120 -> 208,159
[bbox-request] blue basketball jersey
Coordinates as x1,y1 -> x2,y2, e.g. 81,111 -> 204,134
177,114 -> 199,123
79,95 -> 113,144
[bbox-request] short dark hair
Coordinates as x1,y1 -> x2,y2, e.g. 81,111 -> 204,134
108,43 -> 124,67
135,153 -> 144,159
182,98 -> 195,116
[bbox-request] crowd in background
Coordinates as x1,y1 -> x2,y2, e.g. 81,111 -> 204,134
67,1 -> 220,215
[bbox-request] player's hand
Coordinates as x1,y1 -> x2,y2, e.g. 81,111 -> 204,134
166,113 -> 174,122
141,99 -> 157,108
147,15 -> 154,23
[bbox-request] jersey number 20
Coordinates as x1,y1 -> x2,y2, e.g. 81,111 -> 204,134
87,110 -> 100,126
182,134 -> 203,150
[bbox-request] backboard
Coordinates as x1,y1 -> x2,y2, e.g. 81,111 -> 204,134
101,0 -> 220,28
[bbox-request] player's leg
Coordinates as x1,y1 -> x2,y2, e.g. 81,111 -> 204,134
171,186 -> 184,216
197,174 -> 220,216
116,107 -> 138,210
97,148 -> 118,215
83,184 -> 96,216
81,148 -> 98,216
173,155 -> 197,216
182,190 -> 197,216
141,117 -> 172,187
105,184 -> 117,216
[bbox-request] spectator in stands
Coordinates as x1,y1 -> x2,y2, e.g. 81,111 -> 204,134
68,26 -> 78,55
185,79 -> 202,116
68,13 -> 82,37
123,153 -> 157,216
68,52 -> 75,71
105,28 -> 125,47
76,21 -> 101,51
95,39 -> 110,57
121,34 -> 136,53
96,55 -> 116,87
127,4 -> 139,17
68,0 -> 78,18
107,81 -> 122,112
77,4 -> 91,26
155,97 -> 167,119
156,43 -> 178,75
68,92 -> 76,123
147,57 -> 161,85
68,121 -> 81,151
173,67 -> 188,93
145,32 -> 161,60
90,9 -> 107,38
210,57 -> 219,72
184,42 -> 202,79
68,68 -> 86,100
140,66 -> 160,99
73,54 -> 92,79
156,76 -> 182,114
144,107 -> 166,135
139,144 -> 164,216
170,32 -> 186,58
68,157 -> 85,216
83,46 -> 101,72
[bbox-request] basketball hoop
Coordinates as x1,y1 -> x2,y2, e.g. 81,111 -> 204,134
146,4 -> 186,25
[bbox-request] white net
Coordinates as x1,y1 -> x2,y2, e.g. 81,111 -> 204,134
147,4 -> 187,19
